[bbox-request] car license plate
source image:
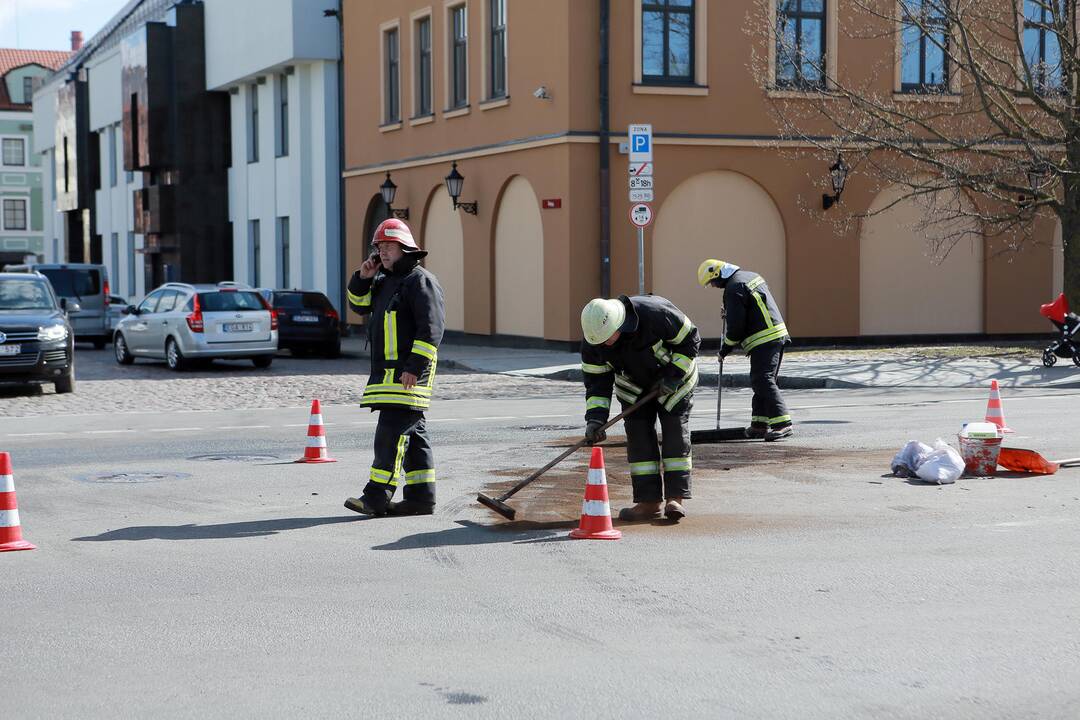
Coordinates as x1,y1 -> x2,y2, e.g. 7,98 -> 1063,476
293,315 -> 318,323
0,344 -> 19,355
223,323 -> 254,333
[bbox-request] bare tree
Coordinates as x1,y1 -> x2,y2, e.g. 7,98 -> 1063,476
750,0 -> 1077,308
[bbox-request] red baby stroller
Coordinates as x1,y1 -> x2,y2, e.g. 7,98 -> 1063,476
1040,293 -> 1080,367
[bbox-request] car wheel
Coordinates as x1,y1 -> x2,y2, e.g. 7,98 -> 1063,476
114,333 -> 135,365
324,341 -> 341,359
55,364 -> 75,394
166,338 -> 187,371
252,355 -> 273,369
92,337 -> 107,350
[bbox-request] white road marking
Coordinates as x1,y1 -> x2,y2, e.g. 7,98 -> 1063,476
525,414 -> 575,418
84,429 -> 136,435
149,427 -> 203,433
283,423 -> 308,428
217,425 -> 271,430
474,416 -> 515,420
350,421 -> 378,426
6,432 -> 64,437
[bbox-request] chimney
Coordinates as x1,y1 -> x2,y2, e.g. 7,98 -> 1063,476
70,31 -> 83,52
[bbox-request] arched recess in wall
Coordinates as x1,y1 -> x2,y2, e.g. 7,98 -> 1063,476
421,186 -> 465,331
493,175 -> 544,337
362,194 -> 391,252
651,170 -> 787,340
859,184 -> 983,335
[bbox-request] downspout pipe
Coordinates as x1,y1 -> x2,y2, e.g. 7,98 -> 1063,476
599,0 -> 611,298
334,0 -> 347,320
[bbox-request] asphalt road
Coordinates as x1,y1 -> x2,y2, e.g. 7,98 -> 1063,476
3,385 -> 1080,719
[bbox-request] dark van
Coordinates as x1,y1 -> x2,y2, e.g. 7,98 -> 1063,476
3,263 -> 111,348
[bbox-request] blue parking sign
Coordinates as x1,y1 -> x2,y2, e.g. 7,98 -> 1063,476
628,124 -> 652,163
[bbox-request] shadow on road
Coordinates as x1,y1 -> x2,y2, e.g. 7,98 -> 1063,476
371,519 -> 572,550
71,515 -> 363,541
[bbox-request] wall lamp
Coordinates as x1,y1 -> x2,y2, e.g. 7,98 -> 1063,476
822,152 -> 849,210
379,172 -> 409,220
444,162 -> 478,215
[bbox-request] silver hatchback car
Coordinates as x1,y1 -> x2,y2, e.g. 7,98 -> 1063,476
113,282 -> 278,370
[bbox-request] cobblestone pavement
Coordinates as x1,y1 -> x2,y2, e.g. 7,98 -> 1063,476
0,345 -> 573,417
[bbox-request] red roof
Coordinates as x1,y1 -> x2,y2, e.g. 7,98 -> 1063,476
0,49 -> 71,78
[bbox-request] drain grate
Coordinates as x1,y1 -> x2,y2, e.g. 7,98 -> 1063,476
77,471 -> 191,484
188,453 -> 278,463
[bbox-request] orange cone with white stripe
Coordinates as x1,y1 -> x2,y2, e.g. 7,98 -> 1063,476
0,452 -> 35,552
296,399 -> 337,463
569,447 -> 621,540
984,380 -> 1013,433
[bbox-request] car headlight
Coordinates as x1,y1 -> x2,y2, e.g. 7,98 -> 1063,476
38,324 -> 69,342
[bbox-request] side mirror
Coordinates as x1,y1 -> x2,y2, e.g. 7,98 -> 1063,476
122,304 -> 138,316
59,297 -> 67,311
67,300 -> 83,314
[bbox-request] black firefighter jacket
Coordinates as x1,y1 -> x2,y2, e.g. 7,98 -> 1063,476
581,295 -> 700,423
722,270 -> 789,354
347,255 -> 446,411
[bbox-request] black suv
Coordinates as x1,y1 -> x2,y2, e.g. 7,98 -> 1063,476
259,289 -> 341,358
0,272 -> 76,393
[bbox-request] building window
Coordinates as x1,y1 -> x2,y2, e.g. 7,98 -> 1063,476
900,0 -> 949,93
416,16 -> 433,116
1023,0 -> 1064,93
248,84 -> 259,163
3,198 -> 28,231
489,0 -> 507,99
2,138 -> 26,167
249,219 -> 261,287
776,1 -> 826,89
23,76 -> 34,104
128,232 -> 137,296
278,216 -> 290,288
277,73 -> 289,157
108,125 -> 118,187
385,27 -> 401,123
642,0 -> 694,83
111,233 -> 119,288
451,5 -> 469,108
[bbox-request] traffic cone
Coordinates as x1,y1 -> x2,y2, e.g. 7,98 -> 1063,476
569,447 -> 621,540
984,380 -> 1013,433
0,452 -> 36,552
296,399 -> 337,463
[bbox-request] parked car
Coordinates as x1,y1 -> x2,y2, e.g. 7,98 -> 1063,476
0,272 -> 76,393
113,282 -> 278,370
107,295 -> 128,331
3,263 -> 111,349
258,289 -> 341,358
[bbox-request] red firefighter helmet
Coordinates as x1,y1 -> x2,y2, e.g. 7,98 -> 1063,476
372,218 -> 424,255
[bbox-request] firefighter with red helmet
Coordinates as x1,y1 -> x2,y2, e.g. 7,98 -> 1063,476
344,218 -> 446,517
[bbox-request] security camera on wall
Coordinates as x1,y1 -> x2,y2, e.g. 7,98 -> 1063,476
533,85 -> 551,100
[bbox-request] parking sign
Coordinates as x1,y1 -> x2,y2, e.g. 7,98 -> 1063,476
629,124 -> 652,163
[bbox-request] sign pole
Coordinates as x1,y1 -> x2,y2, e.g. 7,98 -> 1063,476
637,226 -> 645,295
628,124 -> 653,297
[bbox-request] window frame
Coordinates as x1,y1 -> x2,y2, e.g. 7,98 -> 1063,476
2,196 -> 29,231
447,2 -> 469,110
1022,0 -> 1065,95
247,83 -> 260,163
898,0 -> 951,94
108,124 -> 118,187
277,216 -> 290,289
1,136 -> 27,167
385,26 -> 401,124
774,0 -> 828,90
277,73 -> 290,157
641,0 -> 695,85
23,76 -> 34,104
249,219 -> 261,287
412,11 -> 434,119
487,0 -> 507,100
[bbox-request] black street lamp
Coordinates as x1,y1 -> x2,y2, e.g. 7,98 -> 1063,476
379,172 -> 409,220
444,162 -> 478,215
1020,161 -> 1052,209
822,153 -> 850,210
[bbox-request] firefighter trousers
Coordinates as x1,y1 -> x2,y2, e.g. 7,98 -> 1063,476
622,396 -> 692,503
361,408 -> 436,510
749,341 -> 791,429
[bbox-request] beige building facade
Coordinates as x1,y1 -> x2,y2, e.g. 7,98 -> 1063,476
343,0 -> 1060,342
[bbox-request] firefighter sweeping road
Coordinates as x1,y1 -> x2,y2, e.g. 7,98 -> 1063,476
4,378 -> 1080,718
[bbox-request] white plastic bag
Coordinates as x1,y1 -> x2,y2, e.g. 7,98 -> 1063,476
891,441 -> 934,478
914,439 -> 964,485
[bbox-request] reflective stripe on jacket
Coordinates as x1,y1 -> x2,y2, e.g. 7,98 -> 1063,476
581,295 -> 700,423
722,270 -> 789,353
348,256 -> 446,410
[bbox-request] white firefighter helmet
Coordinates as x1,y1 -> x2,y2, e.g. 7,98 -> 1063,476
697,258 -> 739,287
580,298 -> 626,345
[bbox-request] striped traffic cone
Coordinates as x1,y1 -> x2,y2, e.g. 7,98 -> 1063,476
984,380 -> 1013,433
296,399 -> 337,463
569,447 -> 621,540
0,452 -> 36,552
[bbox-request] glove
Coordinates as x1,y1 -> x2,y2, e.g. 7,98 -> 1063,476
718,345 -> 733,360
585,420 -> 607,445
652,376 -> 681,395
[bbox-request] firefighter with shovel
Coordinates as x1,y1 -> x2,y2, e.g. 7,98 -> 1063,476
579,295 -> 700,521
698,259 -> 792,441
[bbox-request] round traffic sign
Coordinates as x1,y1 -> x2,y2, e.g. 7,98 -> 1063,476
629,203 -> 653,228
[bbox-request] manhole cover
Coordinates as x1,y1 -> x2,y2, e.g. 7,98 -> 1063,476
76,471 -> 191,484
188,453 -> 279,462
518,425 -> 579,432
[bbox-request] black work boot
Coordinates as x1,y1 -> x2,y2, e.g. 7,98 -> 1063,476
764,424 -> 793,442
344,496 -> 388,517
387,500 -> 436,516
617,501 -> 662,521
745,425 -> 768,439
664,499 -> 686,521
